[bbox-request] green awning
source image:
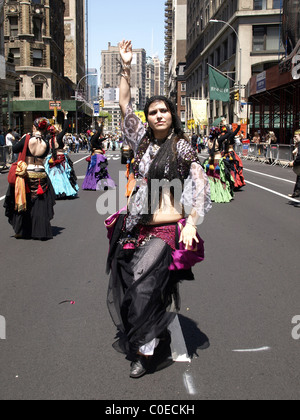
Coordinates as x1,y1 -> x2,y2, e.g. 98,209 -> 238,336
10,100 -> 94,117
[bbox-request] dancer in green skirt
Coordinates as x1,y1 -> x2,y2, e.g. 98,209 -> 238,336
203,127 -> 235,203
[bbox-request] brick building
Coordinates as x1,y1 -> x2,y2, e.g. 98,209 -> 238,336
2,0 -> 89,133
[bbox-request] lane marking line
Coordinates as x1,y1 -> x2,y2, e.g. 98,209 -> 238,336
232,346 -> 271,353
245,180 -> 300,204
244,168 -> 294,184
183,372 -> 197,396
73,155 -> 89,165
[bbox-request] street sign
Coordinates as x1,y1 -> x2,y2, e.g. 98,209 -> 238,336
49,101 -> 62,110
94,101 -> 100,117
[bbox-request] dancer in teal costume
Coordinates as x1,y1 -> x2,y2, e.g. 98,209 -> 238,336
44,111 -> 79,200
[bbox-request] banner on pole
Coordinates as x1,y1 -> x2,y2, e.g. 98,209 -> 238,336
190,100 -> 208,126
209,67 -> 230,102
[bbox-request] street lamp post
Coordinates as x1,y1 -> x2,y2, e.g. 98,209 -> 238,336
75,73 -> 97,134
209,19 -> 242,120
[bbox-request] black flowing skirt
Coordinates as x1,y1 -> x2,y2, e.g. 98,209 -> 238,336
107,237 -> 180,358
4,176 -> 56,240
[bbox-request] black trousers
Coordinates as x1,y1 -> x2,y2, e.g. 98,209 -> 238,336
294,175 -> 300,193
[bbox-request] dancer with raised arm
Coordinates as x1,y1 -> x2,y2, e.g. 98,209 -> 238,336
106,40 -> 211,379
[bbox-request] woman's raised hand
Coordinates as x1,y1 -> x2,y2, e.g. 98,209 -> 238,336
119,40 -> 133,65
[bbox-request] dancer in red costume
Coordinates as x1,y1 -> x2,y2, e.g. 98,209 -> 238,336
222,125 -> 246,190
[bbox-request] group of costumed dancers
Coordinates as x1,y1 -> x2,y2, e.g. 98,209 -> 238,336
203,123 -> 246,203
3,39 -> 247,382
3,113 -> 116,240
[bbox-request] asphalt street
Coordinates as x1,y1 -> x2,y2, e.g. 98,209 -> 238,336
0,150 -> 300,401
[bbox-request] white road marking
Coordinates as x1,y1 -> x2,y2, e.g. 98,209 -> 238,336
232,346 -> 271,353
73,155 -> 89,165
183,372 -> 197,396
244,168 -> 294,184
245,180 -> 300,203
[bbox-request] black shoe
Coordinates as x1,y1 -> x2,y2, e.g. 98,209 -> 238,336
289,192 -> 300,198
130,355 -> 149,379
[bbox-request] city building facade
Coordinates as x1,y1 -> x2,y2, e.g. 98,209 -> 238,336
282,0 -> 300,55
146,56 -> 155,99
153,55 -> 165,96
64,0 -> 85,86
1,0 -> 89,133
164,0 -> 187,124
87,68 -> 98,103
185,0 -> 285,128
248,2 -> 300,143
0,0 -> 6,129
101,42 -> 147,110
146,56 -> 165,100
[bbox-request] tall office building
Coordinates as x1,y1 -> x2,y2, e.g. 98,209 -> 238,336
146,57 -> 155,99
164,0 -> 187,98
186,0 -> 285,125
87,68 -> 98,103
101,42 -> 147,110
64,0 -> 85,86
164,0 -> 187,125
146,56 -> 165,99
153,56 -> 165,96
64,0 -> 86,89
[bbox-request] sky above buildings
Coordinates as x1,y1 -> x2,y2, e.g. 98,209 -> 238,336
88,0 -> 165,78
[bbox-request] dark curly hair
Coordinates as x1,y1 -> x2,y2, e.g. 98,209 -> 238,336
140,96 -> 189,225
144,96 -> 185,140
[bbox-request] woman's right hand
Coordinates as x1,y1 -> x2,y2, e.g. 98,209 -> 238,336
119,40 -> 133,65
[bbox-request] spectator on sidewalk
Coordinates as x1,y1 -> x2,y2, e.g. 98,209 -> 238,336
5,129 -> 15,163
252,131 -> 261,144
266,131 -> 278,164
289,129 -> 300,198
74,136 -> 80,153
0,130 -> 5,146
12,128 -> 21,162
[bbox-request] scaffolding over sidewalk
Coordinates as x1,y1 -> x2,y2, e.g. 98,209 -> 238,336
247,41 -> 300,143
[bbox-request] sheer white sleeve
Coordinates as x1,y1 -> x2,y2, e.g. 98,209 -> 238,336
122,102 -> 146,155
181,162 -> 212,226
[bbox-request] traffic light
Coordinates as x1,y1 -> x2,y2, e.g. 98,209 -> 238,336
234,91 -> 240,101
100,99 -> 104,108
